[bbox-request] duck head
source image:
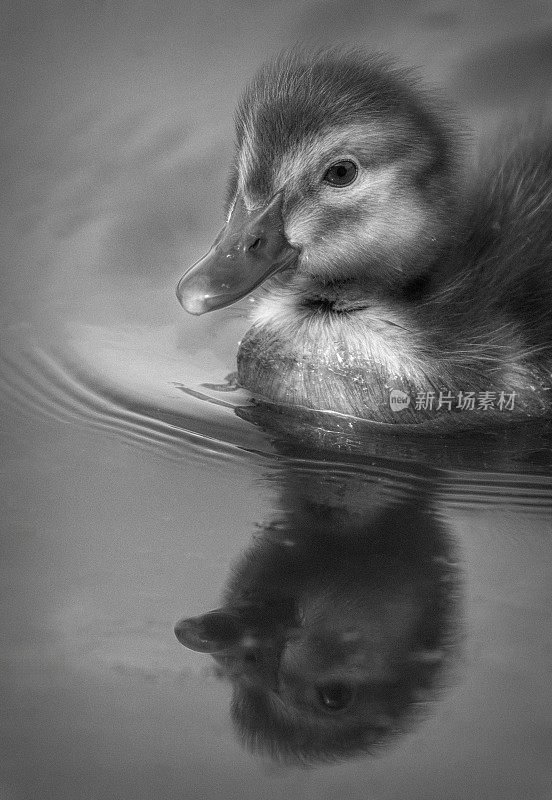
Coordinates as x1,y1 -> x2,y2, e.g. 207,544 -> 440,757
174,496 -> 460,763
177,50 -> 457,314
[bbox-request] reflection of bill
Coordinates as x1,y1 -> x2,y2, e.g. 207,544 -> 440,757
175,473 -> 461,765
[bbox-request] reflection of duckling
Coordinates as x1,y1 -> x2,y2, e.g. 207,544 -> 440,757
177,50 -> 552,424
174,496 -> 459,764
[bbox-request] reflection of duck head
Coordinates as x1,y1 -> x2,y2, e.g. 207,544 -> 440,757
175,494 -> 460,763
177,50 -> 552,425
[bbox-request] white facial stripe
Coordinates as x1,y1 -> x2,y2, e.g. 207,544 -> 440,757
323,164 -> 400,207
274,123 -> 384,193
285,164 -> 403,244
237,122 -> 387,206
225,193 -> 238,222
237,118 -> 257,205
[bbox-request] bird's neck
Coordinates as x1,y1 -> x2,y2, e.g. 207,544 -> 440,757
269,270 -> 435,315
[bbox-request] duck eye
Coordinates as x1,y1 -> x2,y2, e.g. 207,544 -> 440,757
322,160 -> 358,187
316,682 -> 354,711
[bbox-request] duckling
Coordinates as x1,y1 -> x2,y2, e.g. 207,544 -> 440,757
176,50 -> 552,425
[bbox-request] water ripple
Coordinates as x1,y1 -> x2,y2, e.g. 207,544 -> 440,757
0,335 -> 270,465
2,329 -> 552,511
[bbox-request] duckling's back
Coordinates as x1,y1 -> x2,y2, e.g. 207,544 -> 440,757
453,133 -> 552,353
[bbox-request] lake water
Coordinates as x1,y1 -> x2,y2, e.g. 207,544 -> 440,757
2,2 -> 552,799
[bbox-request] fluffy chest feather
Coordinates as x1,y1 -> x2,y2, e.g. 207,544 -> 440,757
237,286 -> 544,423
238,289 -> 431,420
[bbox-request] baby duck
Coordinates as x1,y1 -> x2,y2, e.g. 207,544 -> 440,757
176,50 -> 552,425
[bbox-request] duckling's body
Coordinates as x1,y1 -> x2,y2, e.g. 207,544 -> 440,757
177,51 -> 552,425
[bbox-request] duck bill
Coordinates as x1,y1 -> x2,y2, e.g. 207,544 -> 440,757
174,608 -> 283,690
174,609 -> 246,654
176,191 -> 298,315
